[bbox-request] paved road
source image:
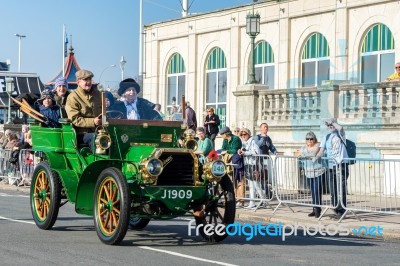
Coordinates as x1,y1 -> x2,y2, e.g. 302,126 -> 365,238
1,189 -> 399,266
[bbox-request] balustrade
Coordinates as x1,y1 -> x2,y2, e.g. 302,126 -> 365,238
256,82 -> 400,125
339,82 -> 400,122
259,87 -> 321,123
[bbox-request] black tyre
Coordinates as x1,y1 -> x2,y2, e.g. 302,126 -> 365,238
30,162 -> 62,230
94,167 -> 130,245
129,218 -> 151,230
195,175 -> 236,242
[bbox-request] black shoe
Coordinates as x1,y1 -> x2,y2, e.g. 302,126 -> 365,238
333,209 -> 345,219
335,209 -> 345,215
308,210 -> 315,217
334,212 -> 343,220
314,208 -> 321,218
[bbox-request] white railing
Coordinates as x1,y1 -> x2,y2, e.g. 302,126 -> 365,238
256,82 -> 400,126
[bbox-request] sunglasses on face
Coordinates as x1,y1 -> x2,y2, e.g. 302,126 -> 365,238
240,133 -> 248,136
395,66 -> 400,69
306,138 -> 314,140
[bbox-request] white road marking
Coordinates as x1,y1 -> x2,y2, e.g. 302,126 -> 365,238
0,192 -> 29,198
139,246 -> 238,266
0,215 -> 34,224
314,236 -> 372,243
174,217 -> 192,221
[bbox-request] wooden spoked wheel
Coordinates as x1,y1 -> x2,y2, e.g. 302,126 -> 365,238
30,162 -> 61,230
94,167 -> 130,245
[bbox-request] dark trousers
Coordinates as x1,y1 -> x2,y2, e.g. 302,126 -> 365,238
207,133 -> 217,149
77,133 -> 95,151
308,175 -> 322,206
328,163 -> 349,213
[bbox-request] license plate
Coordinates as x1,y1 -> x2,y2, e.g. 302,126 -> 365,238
160,189 -> 193,199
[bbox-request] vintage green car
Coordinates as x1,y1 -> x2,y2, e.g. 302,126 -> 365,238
29,119 -> 235,245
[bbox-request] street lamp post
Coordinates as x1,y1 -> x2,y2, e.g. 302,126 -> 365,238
120,56 -> 126,81
98,64 -> 116,87
14,34 -> 26,72
6,78 -> 14,124
246,10 -> 260,84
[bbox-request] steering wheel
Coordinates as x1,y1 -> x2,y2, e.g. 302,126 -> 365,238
106,110 -> 125,119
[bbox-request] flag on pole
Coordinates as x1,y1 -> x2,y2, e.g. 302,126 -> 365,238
64,33 -> 69,58
63,24 -> 67,76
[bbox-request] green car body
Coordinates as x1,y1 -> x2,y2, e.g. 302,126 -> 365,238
29,119 -> 235,245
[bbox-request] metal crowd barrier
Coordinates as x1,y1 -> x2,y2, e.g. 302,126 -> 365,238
0,149 -> 6,179
18,149 -> 35,186
339,157 -> 400,222
240,155 -> 275,210
0,148 -> 35,186
0,148 -> 20,185
272,155 -> 339,216
238,153 -> 400,222
220,153 -> 275,211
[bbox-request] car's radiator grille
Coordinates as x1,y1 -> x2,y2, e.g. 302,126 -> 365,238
156,152 -> 195,186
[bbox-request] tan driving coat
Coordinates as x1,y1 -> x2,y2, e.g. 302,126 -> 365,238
65,86 -> 102,135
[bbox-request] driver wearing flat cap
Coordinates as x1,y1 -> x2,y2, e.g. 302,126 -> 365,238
65,69 -> 102,145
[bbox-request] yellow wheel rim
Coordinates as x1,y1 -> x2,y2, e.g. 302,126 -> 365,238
97,177 -> 121,236
33,170 -> 50,221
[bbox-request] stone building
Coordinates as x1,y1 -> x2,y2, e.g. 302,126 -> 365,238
143,0 -> 400,159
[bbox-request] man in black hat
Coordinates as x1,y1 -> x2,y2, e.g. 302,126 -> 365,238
118,78 -> 161,120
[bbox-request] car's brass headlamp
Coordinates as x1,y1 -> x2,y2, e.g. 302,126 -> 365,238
182,129 -> 197,151
139,158 -> 163,184
94,127 -> 111,154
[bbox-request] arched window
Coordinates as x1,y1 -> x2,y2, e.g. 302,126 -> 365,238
255,40 -> 275,89
361,23 -> 394,83
167,53 -> 186,115
301,33 -> 330,87
206,47 -> 227,128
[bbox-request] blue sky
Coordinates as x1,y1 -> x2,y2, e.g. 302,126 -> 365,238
1,0 -> 252,88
